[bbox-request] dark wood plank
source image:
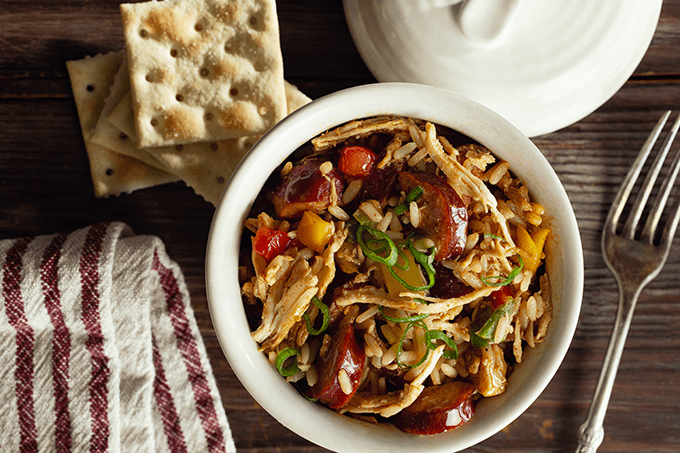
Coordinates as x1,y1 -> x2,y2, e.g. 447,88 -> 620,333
1,1 -> 679,452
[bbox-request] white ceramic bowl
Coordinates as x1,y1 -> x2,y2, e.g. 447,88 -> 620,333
206,83 -> 583,452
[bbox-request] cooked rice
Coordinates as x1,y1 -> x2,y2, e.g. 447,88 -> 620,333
342,179 -> 363,204
393,142 -> 418,161
241,116 -> 552,424
408,201 -> 421,228
328,205 -> 350,221
338,369 -> 352,395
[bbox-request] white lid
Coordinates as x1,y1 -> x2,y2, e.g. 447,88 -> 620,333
343,0 -> 662,137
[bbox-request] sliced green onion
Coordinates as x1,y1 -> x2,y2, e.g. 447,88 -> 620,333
357,224 -> 399,267
356,227 -> 436,293
396,320 -> 430,370
353,209 -> 373,226
387,266 -> 426,292
483,233 -> 504,241
424,329 -> 459,360
394,321 -> 461,368
471,298 -> 517,347
385,237 -> 436,292
469,308 -> 492,348
481,255 -> 524,287
393,204 -> 408,216
393,185 -> 424,215
302,296 -> 330,336
407,185 -> 424,202
366,238 -> 389,254
406,239 -> 436,289
392,247 -> 410,271
378,305 -> 429,323
275,348 -> 301,377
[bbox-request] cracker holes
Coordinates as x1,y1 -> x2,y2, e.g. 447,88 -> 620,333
194,23 -> 204,32
170,48 -> 179,58
210,142 -> 219,151
176,94 -> 184,102
258,105 -> 268,116
139,29 -> 148,38
217,176 -> 225,184
145,68 -> 164,83
205,112 -> 214,121
105,168 -> 114,176
229,87 -> 239,97
200,68 -> 210,78
248,15 -> 260,29
150,118 -> 159,127
175,144 -> 184,151
119,132 -> 128,140
86,85 -> 95,92
253,60 -> 268,73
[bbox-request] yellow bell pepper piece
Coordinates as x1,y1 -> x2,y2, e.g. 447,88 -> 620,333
380,248 -> 425,298
516,225 -> 550,273
297,211 -> 333,254
531,227 -> 551,256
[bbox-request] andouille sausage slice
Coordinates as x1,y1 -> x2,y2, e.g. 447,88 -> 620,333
391,381 -> 476,435
428,263 -> 472,299
272,159 -> 344,219
398,171 -> 468,261
306,324 -> 366,410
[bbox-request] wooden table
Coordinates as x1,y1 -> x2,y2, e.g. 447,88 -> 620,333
1,1 -> 679,451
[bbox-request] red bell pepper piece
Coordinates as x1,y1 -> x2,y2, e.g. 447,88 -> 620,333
337,146 -> 377,178
489,285 -> 513,310
253,227 -> 293,261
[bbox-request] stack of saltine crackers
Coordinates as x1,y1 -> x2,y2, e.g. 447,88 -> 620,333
67,0 -> 311,206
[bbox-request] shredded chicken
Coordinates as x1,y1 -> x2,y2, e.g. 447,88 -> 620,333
333,285 -> 498,317
341,346 -> 445,417
241,116 -> 553,429
470,344 -> 507,397
312,116 -> 416,151
252,259 -> 319,350
312,223 -> 348,300
424,123 -> 515,247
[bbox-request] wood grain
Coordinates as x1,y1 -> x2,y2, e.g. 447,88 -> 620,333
1,1 -> 679,452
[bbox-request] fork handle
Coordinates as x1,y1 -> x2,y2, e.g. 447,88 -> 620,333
575,284 -> 642,452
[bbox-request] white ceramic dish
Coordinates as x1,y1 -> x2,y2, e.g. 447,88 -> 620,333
206,83 -> 583,452
343,0 -> 662,137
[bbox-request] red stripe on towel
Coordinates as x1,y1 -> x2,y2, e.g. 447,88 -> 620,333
152,333 -> 189,453
40,233 -> 72,453
2,237 -> 38,453
79,223 -> 111,453
152,251 -> 226,453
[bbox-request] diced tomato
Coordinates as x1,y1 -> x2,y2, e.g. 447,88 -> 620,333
489,285 -> 513,310
337,146 -> 377,178
253,227 -> 293,261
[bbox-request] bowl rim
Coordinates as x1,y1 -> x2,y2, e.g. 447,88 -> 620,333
206,82 -> 584,452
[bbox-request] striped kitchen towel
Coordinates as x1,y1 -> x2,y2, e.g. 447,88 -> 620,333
0,222 -> 236,453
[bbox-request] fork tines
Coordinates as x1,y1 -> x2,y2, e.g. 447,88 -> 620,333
612,111 -> 680,246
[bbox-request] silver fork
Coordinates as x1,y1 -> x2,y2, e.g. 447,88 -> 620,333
575,111 -> 680,452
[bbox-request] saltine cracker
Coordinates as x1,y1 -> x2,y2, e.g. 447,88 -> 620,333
120,0 -> 287,148
89,55 -> 173,172
66,51 -> 178,197
105,80 -> 311,205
